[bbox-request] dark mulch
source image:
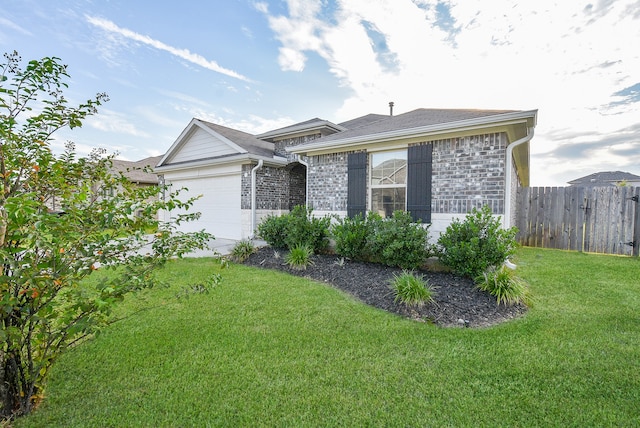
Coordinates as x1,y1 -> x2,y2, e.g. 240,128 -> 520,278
243,246 -> 527,328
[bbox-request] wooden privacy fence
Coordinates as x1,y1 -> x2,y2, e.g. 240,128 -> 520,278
515,186 -> 640,256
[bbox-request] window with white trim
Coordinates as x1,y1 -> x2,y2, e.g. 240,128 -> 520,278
370,150 -> 407,218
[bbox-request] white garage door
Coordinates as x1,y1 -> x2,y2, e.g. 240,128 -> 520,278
170,174 -> 242,240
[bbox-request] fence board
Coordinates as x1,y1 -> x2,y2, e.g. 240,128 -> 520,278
633,187 -> 640,256
516,186 -> 637,256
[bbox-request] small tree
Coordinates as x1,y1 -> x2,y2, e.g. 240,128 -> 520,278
0,51 -> 212,419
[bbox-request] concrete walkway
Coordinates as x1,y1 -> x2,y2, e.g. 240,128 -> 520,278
185,237 -> 267,257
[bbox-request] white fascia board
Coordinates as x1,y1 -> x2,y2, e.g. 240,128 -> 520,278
288,110 -> 538,155
155,153 -> 288,173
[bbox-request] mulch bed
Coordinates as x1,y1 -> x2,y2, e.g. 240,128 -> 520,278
243,246 -> 527,328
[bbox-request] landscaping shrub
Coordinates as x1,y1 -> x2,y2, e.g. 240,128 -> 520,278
257,214 -> 289,249
283,205 -> 331,253
367,211 -> 431,269
331,212 -> 373,260
285,244 -> 314,270
257,206 -> 330,253
436,205 -> 518,278
475,265 -> 531,306
390,270 -> 435,307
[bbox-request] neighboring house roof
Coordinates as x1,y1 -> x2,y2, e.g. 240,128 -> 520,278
157,118 -> 287,170
111,155 -> 162,184
568,171 -> 640,186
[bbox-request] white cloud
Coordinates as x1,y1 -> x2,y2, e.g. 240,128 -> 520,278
259,0 -> 640,185
85,16 -> 250,82
0,16 -> 32,36
85,109 -> 150,138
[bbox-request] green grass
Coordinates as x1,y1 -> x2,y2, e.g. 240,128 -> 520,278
16,248 -> 640,427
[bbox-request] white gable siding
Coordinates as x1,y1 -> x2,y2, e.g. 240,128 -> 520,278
169,127 -> 239,164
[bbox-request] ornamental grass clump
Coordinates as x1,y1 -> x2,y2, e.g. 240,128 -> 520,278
390,270 -> 435,307
285,244 -> 314,270
475,265 -> 531,306
230,239 -> 256,262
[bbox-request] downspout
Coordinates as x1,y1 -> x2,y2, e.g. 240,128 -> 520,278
250,159 -> 263,238
297,155 -> 309,207
504,127 -> 535,229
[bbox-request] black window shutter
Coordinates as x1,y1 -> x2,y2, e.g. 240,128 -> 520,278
347,152 -> 367,218
407,144 -> 433,223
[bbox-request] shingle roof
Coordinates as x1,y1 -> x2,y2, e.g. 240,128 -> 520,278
568,171 -> 640,186
338,113 -> 389,130
111,155 -> 162,184
199,120 -> 275,157
304,108 -> 518,144
256,117 -> 344,140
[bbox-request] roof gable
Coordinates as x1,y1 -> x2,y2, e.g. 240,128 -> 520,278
158,118 -> 275,167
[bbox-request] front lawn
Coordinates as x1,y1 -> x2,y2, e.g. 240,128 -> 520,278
17,248 -> 640,427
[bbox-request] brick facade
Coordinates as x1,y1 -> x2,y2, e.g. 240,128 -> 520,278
303,132 -> 509,216
431,132 -> 507,214
241,164 -> 289,210
274,134 -> 322,161
241,133 -> 316,210
245,131 -> 510,217
307,152 -> 350,211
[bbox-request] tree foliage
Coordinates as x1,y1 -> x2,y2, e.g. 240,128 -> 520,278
0,51 -> 212,420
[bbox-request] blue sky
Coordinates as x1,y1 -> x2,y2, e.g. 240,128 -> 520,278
1,0 -> 639,186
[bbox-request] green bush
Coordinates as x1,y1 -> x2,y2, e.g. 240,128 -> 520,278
284,205 -> 331,253
368,211 -> 431,269
257,214 -> 289,249
257,206 -> 330,253
436,205 -> 518,278
285,244 -> 314,270
475,266 -> 531,306
331,212 -> 373,260
390,270 -> 435,307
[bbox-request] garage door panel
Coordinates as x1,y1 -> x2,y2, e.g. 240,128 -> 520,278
170,174 -> 241,239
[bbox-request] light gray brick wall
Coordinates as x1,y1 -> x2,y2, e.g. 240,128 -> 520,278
241,163 -> 307,211
509,154 -> 521,226
306,152 -> 352,211
304,132 -> 508,216
431,132 -> 507,214
241,164 -> 289,210
274,134 -> 322,161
